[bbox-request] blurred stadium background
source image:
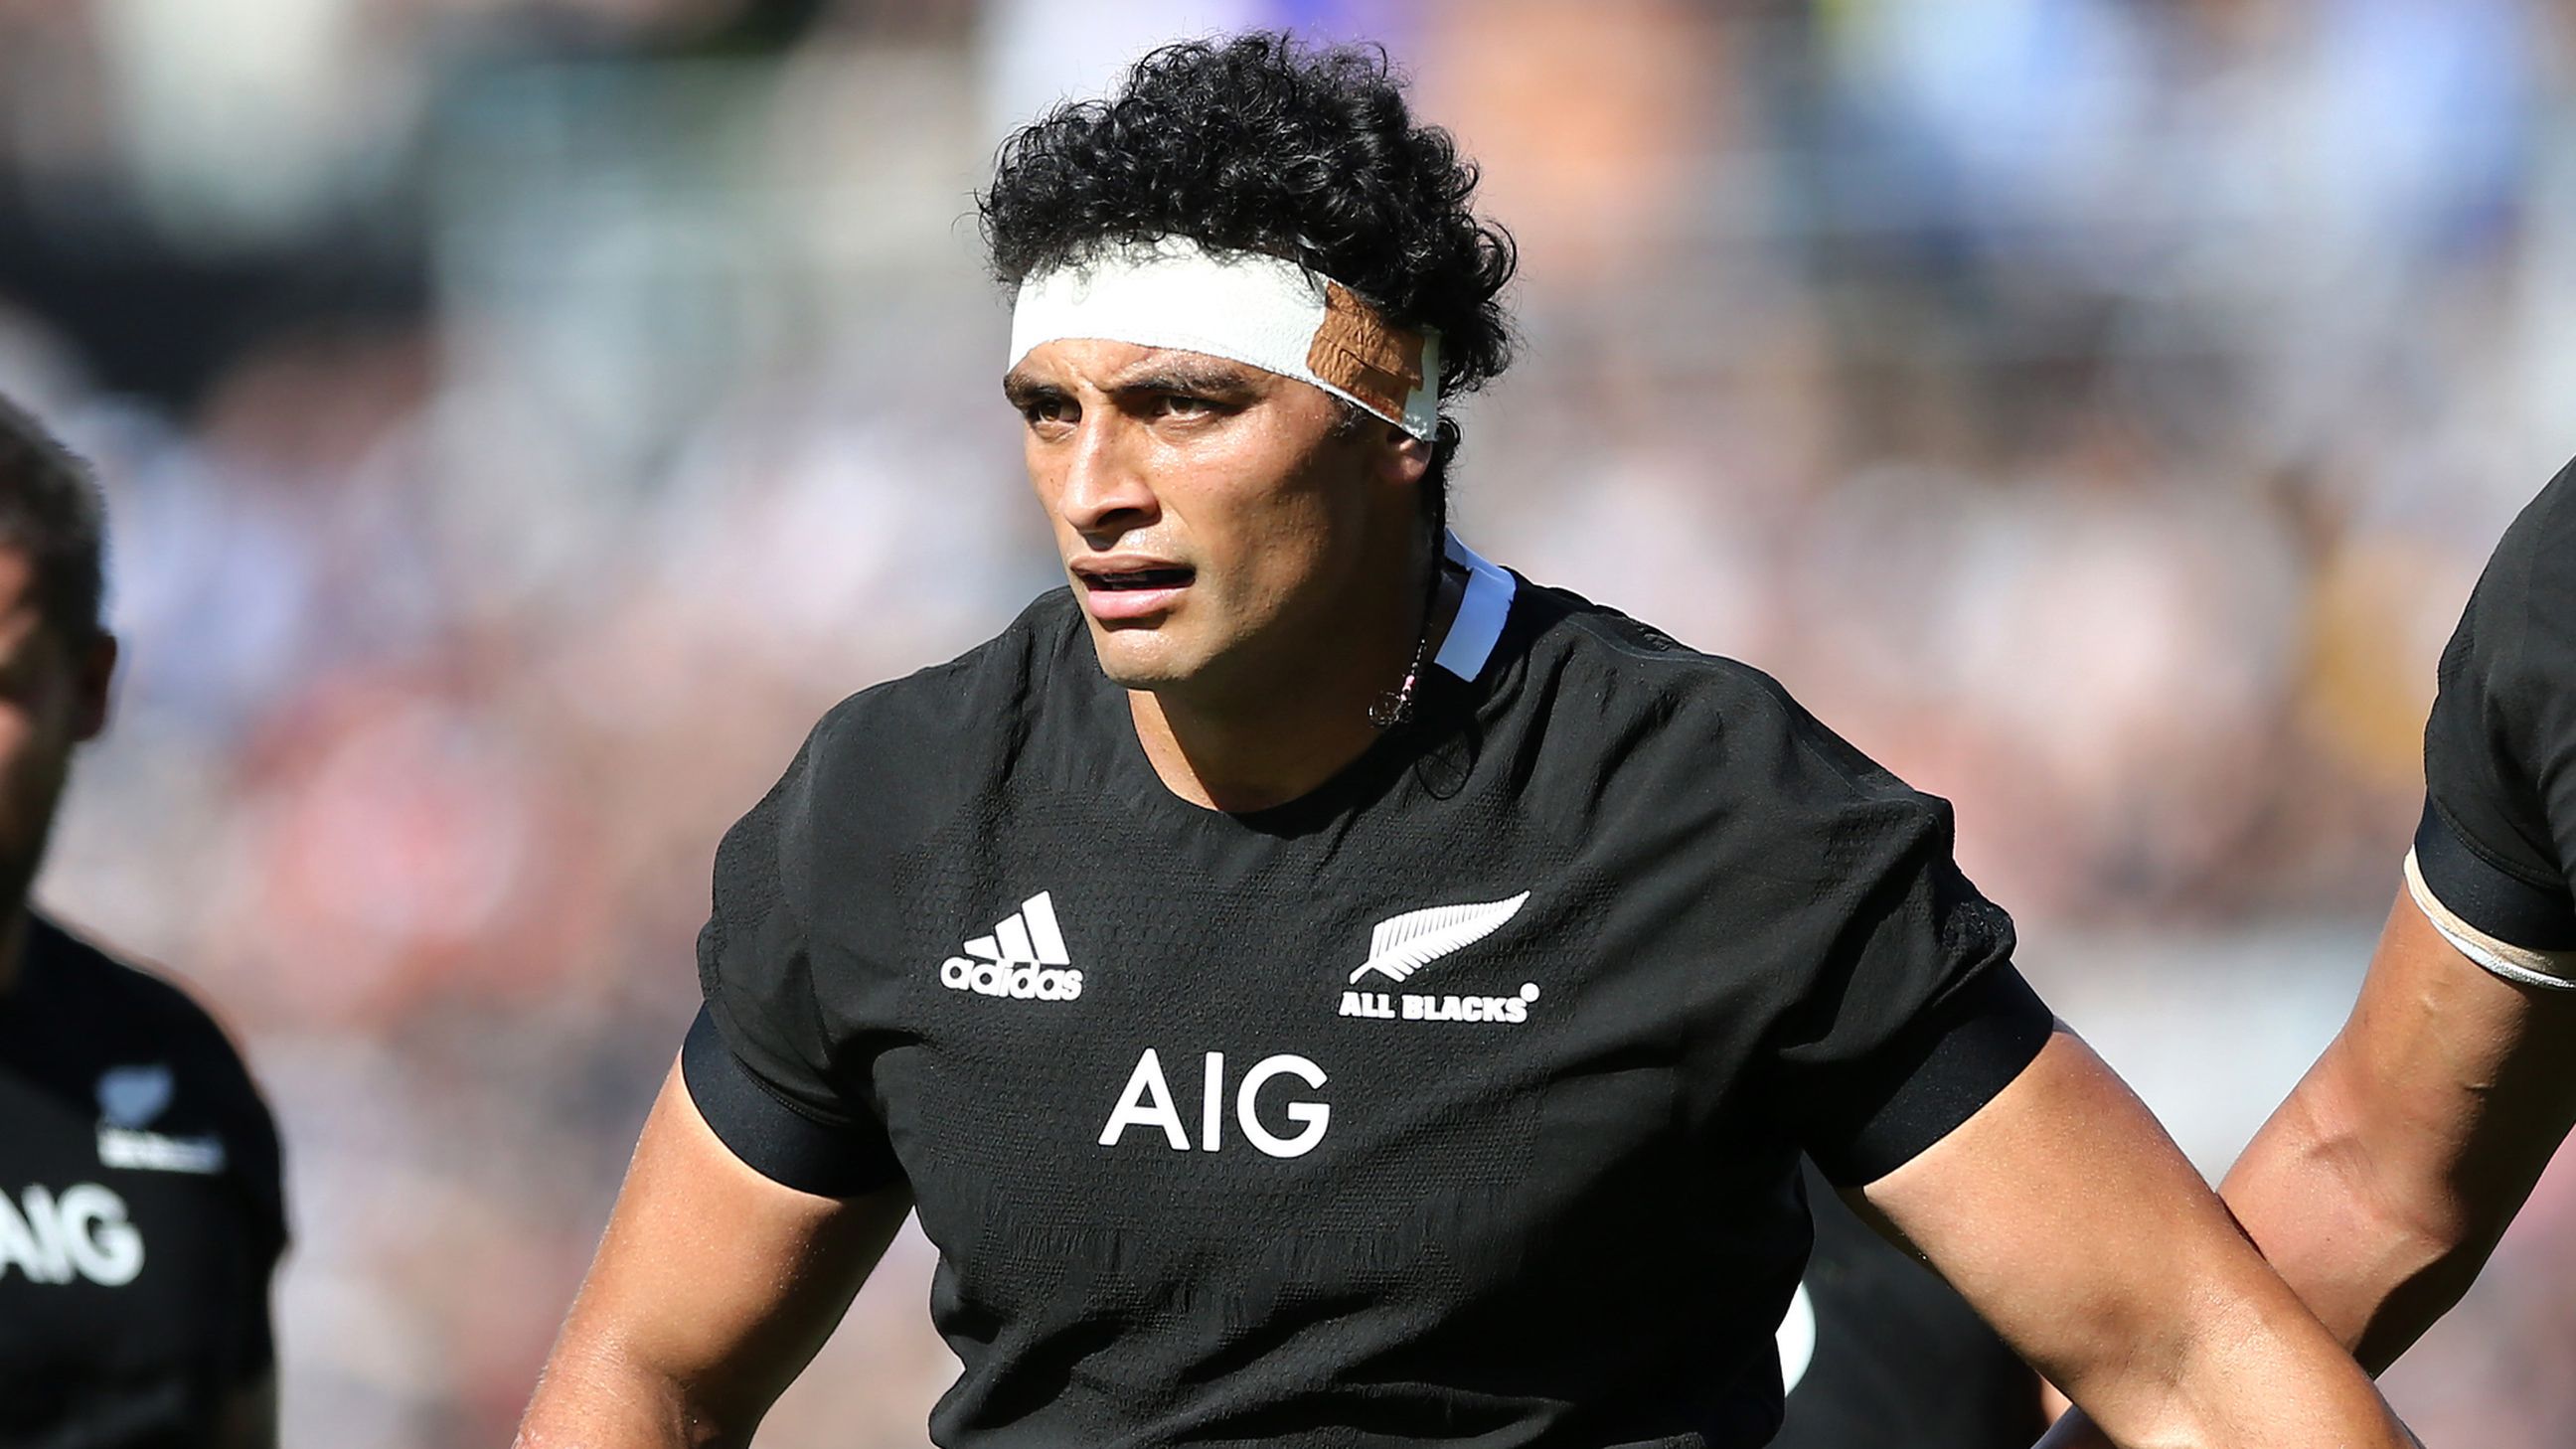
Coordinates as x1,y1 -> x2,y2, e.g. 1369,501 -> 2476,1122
2,0 -> 2571,1442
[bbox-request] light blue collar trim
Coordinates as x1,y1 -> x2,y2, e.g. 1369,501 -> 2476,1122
1433,531 -> 1516,682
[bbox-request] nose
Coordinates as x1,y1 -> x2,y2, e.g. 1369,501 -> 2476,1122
1051,410 -> 1159,541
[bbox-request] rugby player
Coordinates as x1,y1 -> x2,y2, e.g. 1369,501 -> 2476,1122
0,397 -> 288,1448
2042,461 -> 2576,1449
516,37 -> 2414,1449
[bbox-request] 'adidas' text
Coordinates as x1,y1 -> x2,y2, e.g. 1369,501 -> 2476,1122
940,891 -> 1084,1002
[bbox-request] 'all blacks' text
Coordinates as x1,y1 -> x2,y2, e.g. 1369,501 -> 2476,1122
1339,983 -> 1539,1025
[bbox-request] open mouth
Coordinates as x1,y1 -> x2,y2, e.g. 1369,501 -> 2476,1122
1082,566 -> 1195,591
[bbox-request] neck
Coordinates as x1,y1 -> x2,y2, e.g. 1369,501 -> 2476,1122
1132,531 -> 1462,813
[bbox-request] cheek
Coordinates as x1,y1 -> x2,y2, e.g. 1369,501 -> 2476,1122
1174,431 -> 1350,549
1023,439 -> 1060,507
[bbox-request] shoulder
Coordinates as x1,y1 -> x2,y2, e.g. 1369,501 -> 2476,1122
734,590 -> 1086,880
2452,459 -> 2576,680
2417,461 -> 2576,938
31,916 -> 283,1168
795,590 -> 1083,793
1508,581 -> 1933,823
37,917 -> 258,1081
2426,459 -> 2576,808
2484,458 -> 2576,601
813,588 -> 1080,745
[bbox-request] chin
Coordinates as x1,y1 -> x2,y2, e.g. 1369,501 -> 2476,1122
1086,622 -> 1202,691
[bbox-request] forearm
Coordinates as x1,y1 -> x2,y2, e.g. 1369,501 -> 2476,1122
1868,1030 -> 2412,1449
2036,1399 -> 2420,1449
2219,1048 -> 2491,1372
2026,1240 -> 2423,1449
516,1334 -> 743,1449
2215,888 -> 2576,1373
514,1067 -> 906,1449
2029,1234 -> 2415,1448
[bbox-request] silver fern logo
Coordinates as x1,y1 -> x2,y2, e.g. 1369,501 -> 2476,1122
1349,892 -> 1531,984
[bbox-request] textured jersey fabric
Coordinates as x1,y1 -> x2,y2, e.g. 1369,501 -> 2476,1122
0,915 -> 287,1448
688,541 -> 2053,1448
1770,1161 -> 2041,1449
2418,464 -> 2576,959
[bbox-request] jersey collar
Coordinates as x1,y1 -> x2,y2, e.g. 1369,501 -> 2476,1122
1432,531 -> 1516,683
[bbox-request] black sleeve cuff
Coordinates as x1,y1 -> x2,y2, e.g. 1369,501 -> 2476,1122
2415,800 -> 2576,952
681,1006 -> 904,1198
1806,965 -> 2056,1188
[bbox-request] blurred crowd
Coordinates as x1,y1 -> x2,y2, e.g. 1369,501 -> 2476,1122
3,0 -> 2573,1443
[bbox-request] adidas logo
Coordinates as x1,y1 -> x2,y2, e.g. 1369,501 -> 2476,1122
939,891 -> 1084,1002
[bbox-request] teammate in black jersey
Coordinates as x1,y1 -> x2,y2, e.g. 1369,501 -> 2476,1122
2044,461 -> 2576,1449
0,398 -> 287,1448
518,36 -> 2412,1449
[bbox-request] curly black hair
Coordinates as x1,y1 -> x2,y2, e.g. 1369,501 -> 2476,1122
979,34 -> 1518,516
0,395 -> 106,642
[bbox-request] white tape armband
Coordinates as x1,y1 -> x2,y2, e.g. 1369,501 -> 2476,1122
2405,848 -> 2576,991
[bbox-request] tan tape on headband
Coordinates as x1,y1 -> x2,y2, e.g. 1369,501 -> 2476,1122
1310,281 -> 1429,423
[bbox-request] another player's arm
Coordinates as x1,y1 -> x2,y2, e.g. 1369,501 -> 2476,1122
2218,885 -> 2576,1370
514,1061 -> 910,1449
1862,1027 -> 2418,1449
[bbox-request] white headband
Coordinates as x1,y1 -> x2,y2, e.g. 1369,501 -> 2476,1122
1008,238 -> 1441,441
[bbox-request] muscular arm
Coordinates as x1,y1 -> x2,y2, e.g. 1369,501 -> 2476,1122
514,1061 -> 912,1449
2216,886 -> 2576,1371
1862,1028 -> 2415,1449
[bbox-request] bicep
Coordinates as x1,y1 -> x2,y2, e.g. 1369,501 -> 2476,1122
527,1060 -> 910,1439
1855,1028 -> 2246,1393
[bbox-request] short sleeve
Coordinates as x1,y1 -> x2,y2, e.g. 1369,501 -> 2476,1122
690,730 -> 904,1196
2417,467 -> 2576,967
163,1001 -> 287,1384
1766,788 -> 2054,1187
220,1067 -> 288,1381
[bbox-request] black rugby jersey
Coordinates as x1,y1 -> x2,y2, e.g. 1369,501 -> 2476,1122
1769,1161 -> 2041,1449
0,914 -> 286,1449
688,537 -> 2054,1448
2415,463 -> 2576,980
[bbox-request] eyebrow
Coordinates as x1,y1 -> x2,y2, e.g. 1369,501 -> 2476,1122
1001,369 -> 1061,409
1001,355 -> 1266,409
1105,358 -> 1263,398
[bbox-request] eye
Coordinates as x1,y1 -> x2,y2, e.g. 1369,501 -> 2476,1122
1152,393 -> 1215,419
1020,395 -> 1075,429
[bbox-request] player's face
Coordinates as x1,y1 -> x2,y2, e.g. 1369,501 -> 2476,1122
0,549 -> 111,912
1007,339 -> 1426,695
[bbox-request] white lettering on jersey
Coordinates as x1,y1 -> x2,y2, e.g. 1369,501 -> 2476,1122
1099,1048 -> 1191,1150
1234,1054 -> 1330,1158
940,892 -> 1083,1002
1339,982 -> 1540,1025
0,1187 -> 68,1281
96,1128 -> 226,1175
1100,1049 -> 1331,1158
0,1184 -> 144,1286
